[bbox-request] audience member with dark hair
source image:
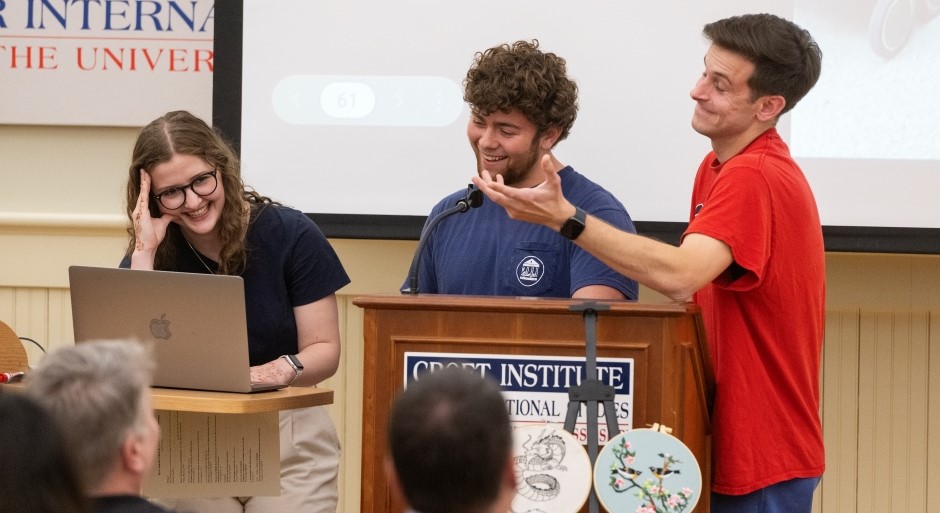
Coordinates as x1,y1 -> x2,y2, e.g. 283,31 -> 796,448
386,367 -> 515,513
0,391 -> 88,513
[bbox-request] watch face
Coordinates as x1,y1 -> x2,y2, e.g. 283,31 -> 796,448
288,354 -> 304,370
561,208 -> 586,240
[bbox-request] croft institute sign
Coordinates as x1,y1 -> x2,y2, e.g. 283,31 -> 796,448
404,352 -> 635,444
0,0 -> 213,126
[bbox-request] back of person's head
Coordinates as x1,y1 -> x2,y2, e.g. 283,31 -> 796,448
0,392 -> 87,513
464,39 -> 578,144
388,367 -> 512,513
703,13 -> 822,114
25,340 -> 155,493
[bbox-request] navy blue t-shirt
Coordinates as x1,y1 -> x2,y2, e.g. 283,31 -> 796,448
122,204 -> 350,366
407,166 -> 637,299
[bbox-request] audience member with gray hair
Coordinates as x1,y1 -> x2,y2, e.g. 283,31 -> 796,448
25,340 -> 170,513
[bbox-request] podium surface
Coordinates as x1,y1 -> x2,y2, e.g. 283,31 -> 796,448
151,385 -> 333,413
355,294 -> 714,513
2,383 -> 333,413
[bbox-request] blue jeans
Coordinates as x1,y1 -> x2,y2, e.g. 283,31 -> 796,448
711,476 -> 820,513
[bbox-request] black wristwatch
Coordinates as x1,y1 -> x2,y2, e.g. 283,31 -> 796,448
280,354 -> 304,385
559,206 -> 587,240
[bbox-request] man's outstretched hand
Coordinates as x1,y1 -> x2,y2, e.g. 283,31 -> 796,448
472,154 -> 575,231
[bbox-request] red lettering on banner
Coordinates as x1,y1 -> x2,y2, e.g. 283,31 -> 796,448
76,47 -> 95,70
169,48 -> 186,71
0,45 -> 58,69
73,47 -> 213,72
103,47 -> 122,70
567,425 -> 611,444
193,49 -> 213,72
142,48 -> 163,70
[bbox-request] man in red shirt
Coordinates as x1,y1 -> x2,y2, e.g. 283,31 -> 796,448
474,13 -> 825,513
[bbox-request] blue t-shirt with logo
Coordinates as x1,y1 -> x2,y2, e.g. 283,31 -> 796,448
407,167 -> 637,299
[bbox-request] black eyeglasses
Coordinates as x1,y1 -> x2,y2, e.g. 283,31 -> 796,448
152,170 -> 218,210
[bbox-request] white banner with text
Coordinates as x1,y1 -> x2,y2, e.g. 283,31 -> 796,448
0,0 -> 213,126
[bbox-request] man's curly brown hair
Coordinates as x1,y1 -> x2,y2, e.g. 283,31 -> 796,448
463,40 -> 578,146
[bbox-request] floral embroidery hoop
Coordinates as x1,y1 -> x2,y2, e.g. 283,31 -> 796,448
593,426 -> 702,513
511,424 -> 593,513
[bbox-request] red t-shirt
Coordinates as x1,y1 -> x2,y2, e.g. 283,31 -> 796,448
683,128 -> 826,495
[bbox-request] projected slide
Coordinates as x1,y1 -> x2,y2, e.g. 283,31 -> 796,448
237,0 -> 939,230
792,0 -> 940,160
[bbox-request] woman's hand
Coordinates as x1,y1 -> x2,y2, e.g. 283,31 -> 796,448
250,291 -> 342,388
131,169 -> 174,269
250,358 -> 296,386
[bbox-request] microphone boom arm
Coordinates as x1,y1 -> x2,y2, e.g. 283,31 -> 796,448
402,184 -> 483,295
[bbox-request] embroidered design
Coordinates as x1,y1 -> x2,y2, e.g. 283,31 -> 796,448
514,428 -> 567,502
596,430 -> 700,513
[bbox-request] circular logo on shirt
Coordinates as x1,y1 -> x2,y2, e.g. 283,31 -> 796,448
516,255 -> 544,287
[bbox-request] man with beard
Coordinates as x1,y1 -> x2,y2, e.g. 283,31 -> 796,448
404,40 -> 637,299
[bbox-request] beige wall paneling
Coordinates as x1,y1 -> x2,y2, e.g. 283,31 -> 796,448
821,309 -> 860,513
0,287 -> 71,365
928,312 -> 939,509
856,311 -> 930,513
0,289 -> 13,331
340,298 -> 365,513
318,295 -> 350,513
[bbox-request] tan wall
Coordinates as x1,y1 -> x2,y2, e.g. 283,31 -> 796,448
3,125 -> 939,513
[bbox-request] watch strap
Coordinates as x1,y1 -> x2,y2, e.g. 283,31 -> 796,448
560,206 -> 587,240
281,354 -> 303,385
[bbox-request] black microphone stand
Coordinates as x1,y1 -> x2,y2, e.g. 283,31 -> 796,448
402,184 -> 483,295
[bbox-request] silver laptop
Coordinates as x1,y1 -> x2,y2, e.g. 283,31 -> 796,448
68,266 -> 286,393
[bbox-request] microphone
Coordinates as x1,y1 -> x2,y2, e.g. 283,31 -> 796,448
0,371 -> 25,384
402,184 -> 483,295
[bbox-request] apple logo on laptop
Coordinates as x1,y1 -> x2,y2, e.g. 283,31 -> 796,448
150,314 -> 172,340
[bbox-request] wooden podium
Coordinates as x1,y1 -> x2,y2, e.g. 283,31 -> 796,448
354,294 -> 714,513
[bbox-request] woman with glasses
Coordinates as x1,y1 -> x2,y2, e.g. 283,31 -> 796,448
121,110 -> 350,513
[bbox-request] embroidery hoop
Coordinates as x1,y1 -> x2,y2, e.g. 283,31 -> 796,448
511,424 -> 592,513
593,425 -> 702,513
